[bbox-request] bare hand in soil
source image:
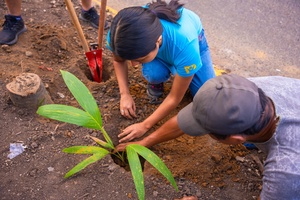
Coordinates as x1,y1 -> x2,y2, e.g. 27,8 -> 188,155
115,142 -> 133,152
118,122 -> 149,143
120,93 -> 137,119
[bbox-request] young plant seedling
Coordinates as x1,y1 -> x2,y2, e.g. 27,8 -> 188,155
37,70 -> 178,200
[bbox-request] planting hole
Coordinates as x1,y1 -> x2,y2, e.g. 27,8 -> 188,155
78,56 -> 114,82
111,153 -> 146,172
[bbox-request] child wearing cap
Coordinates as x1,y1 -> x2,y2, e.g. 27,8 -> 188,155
117,74 -> 300,200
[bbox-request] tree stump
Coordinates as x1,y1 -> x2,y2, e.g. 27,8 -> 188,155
6,73 -> 53,110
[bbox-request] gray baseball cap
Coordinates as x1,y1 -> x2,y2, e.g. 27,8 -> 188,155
177,74 -> 263,136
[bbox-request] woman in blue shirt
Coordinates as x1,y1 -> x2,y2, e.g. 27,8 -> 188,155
107,0 -> 215,142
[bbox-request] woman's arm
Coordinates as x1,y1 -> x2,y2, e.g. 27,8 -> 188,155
113,55 -> 137,118
118,74 -> 193,142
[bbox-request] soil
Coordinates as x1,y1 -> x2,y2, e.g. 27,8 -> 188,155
0,1 -> 265,200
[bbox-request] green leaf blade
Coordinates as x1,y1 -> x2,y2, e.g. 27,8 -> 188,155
90,136 -> 114,149
64,152 -> 109,178
37,104 -> 101,130
126,146 -> 145,200
63,146 -> 109,154
128,144 -> 178,191
99,127 -> 114,149
60,70 -> 102,126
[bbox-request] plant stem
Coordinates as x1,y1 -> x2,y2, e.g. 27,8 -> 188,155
100,127 -> 114,148
114,151 -> 125,164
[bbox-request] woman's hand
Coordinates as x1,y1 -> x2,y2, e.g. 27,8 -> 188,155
120,93 -> 137,119
118,122 -> 149,143
112,57 -> 137,119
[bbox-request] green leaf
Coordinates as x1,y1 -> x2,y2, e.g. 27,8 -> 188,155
90,136 -> 114,149
60,70 -> 102,127
99,127 -> 114,150
126,146 -> 145,200
63,146 -> 109,154
37,104 -> 101,130
64,151 -> 109,178
128,144 -> 178,191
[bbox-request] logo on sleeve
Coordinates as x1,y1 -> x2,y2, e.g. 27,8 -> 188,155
184,64 -> 197,74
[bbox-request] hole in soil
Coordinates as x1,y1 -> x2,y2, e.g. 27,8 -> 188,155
78,56 -> 113,82
111,152 -> 146,172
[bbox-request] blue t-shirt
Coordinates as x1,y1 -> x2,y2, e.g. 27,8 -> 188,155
106,8 -> 203,77
156,8 -> 203,77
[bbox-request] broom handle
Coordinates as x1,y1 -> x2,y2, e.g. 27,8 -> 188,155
98,0 -> 107,49
64,0 -> 90,52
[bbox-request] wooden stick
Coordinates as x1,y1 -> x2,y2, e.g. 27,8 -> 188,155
64,0 -> 90,52
98,0 -> 107,49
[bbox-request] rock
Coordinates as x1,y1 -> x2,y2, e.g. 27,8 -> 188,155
30,142 -> 39,149
108,163 -> 118,172
48,167 -> 54,172
211,154 -> 222,163
153,191 -> 159,197
1,44 -> 12,53
25,51 -> 33,57
59,39 -> 67,50
235,156 -> 245,162
57,92 -> 65,98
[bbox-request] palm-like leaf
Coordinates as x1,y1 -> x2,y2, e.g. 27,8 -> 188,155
37,104 -> 101,129
126,146 -> 145,200
61,70 -> 102,126
63,146 -> 109,154
37,70 -> 114,148
64,150 -> 109,178
90,136 -> 114,150
127,144 -> 178,191
60,70 -> 114,148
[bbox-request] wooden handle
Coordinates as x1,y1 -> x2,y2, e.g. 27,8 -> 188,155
98,0 -> 107,49
64,0 -> 90,52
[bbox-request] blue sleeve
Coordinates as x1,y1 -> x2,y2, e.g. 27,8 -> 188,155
105,30 -> 112,51
175,38 -> 202,77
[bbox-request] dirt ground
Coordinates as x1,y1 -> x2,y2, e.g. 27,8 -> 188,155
1,1 -> 266,200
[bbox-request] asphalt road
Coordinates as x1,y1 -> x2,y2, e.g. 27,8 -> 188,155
105,0 -> 300,78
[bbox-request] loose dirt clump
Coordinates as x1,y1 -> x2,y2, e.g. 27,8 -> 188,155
0,1 -> 264,199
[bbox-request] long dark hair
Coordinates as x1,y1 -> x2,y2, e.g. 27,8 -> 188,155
110,0 -> 184,60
